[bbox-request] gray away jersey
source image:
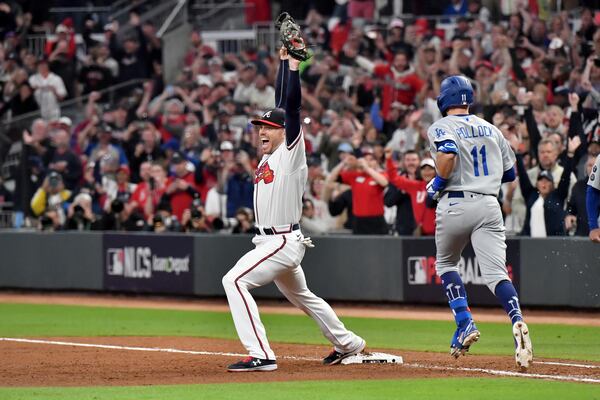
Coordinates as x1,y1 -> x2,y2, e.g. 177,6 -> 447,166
427,114 -> 516,196
588,155 -> 600,190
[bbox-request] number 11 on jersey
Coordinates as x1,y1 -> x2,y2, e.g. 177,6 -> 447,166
470,145 -> 489,177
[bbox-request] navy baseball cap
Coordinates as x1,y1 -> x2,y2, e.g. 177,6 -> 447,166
251,108 -> 285,128
171,152 -> 186,164
537,170 -> 554,183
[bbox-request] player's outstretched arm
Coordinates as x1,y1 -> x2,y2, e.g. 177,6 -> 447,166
284,57 -> 302,148
275,47 -> 289,108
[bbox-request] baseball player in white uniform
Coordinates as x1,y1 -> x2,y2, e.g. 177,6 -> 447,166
223,49 -> 365,372
426,76 -> 533,370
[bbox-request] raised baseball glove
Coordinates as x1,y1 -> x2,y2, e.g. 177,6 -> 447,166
276,12 -> 311,61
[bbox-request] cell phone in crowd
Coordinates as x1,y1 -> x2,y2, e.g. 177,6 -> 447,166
594,58 -> 600,68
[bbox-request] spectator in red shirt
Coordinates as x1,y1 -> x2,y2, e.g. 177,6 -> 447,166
165,152 -> 200,221
129,162 -> 166,220
331,148 -> 389,234
386,150 -> 437,236
356,50 -> 425,119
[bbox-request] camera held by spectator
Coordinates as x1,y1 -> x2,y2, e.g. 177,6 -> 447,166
231,207 -> 254,234
182,198 -> 212,233
151,199 -> 181,233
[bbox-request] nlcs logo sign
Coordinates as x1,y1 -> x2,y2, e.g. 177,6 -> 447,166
407,256 -> 439,285
407,256 -> 511,286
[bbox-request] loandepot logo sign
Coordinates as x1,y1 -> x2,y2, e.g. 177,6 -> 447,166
107,247 -> 190,278
407,256 -> 489,286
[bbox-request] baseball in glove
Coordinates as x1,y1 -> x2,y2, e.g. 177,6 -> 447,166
276,12 -> 311,61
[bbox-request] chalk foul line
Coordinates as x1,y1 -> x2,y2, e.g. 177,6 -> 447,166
1,338 -> 598,384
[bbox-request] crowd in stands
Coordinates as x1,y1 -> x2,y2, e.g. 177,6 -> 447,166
0,0 -> 599,237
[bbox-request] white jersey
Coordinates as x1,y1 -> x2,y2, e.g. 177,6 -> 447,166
427,114 -> 515,195
588,155 -> 600,190
253,130 -> 307,227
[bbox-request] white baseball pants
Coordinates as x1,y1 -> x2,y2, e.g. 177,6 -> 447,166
222,231 -> 363,360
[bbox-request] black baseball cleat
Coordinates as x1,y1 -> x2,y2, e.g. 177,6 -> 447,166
322,339 -> 366,365
227,356 -> 277,372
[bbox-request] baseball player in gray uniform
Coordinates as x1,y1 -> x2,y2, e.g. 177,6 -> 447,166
426,76 -> 533,370
222,48 -> 365,372
587,154 -> 600,242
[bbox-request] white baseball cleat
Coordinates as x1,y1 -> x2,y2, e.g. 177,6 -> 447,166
513,321 -> 533,371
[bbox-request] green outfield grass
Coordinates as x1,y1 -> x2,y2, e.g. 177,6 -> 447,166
1,378 -> 598,400
1,303 -> 599,361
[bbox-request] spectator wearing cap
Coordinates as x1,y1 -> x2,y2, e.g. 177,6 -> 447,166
387,18 -> 414,59
331,148 -> 389,234
506,137 -> 579,234
516,137 -> 581,237
109,12 -> 150,84
386,152 -> 437,236
45,23 -> 76,97
30,171 -> 71,225
565,155 -> 596,237
86,124 -> 129,168
43,129 -> 81,191
165,152 -> 201,221
28,58 -> 67,120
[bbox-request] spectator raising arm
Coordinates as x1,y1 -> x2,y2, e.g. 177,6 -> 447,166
358,157 -> 388,187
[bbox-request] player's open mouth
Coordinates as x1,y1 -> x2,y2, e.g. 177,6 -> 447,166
261,138 -> 270,150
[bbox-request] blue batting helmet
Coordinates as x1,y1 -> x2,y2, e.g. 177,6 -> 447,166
437,75 -> 474,115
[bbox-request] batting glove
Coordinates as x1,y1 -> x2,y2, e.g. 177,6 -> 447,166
300,236 -> 315,248
426,175 -> 448,201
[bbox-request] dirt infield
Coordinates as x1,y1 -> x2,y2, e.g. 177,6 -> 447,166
2,292 -> 600,387
2,336 -> 600,387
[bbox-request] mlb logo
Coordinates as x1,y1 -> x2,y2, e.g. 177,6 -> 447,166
107,248 -> 124,276
407,257 -> 428,285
